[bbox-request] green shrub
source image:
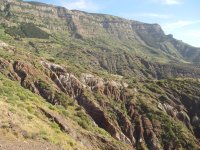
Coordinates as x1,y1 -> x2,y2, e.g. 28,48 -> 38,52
51,122 -> 60,130
75,111 -> 93,130
21,23 -> 49,39
77,120 -> 88,129
5,23 -> 49,39
26,106 -> 34,114
54,92 -> 68,108
37,79 -> 51,90
17,93 -> 26,101
5,26 -> 24,38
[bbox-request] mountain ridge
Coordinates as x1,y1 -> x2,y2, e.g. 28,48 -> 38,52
2,0 -> 200,79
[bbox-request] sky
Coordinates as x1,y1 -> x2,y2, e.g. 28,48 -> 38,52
25,0 -> 200,47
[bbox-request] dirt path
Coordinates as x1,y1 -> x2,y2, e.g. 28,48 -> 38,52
0,138 -> 61,150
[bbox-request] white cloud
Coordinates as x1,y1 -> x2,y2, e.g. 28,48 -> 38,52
119,12 -> 172,21
162,20 -> 200,30
152,0 -> 182,5
62,0 -> 99,11
161,20 -> 200,47
183,30 -> 200,39
173,30 -> 200,47
135,13 -> 172,19
163,0 -> 181,5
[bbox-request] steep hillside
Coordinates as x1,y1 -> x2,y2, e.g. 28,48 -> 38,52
0,0 -> 199,150
0,0 -> 200,79
0,39 -> 199,149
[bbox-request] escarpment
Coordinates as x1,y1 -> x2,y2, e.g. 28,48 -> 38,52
1,0 -> 200,64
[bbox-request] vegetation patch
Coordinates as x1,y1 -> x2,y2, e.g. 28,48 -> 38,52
5,23 -> 49,39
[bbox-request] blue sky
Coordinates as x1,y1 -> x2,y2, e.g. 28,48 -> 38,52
25,0 -> 200,47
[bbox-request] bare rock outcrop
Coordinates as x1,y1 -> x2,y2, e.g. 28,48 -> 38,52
142,116 -> 163,150
81,73 -> 129,101
77,93 -> 132,145
41,61 -> 85,98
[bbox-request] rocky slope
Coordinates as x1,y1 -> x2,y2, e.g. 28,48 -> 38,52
0,48 -> 199,149
0,0 -> 199,150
